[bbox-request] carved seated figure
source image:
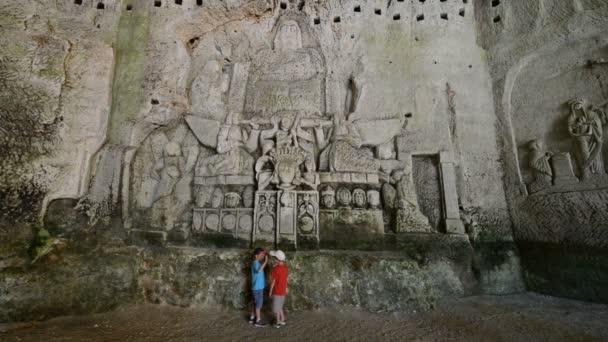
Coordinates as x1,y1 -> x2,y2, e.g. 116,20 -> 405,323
528,139 -> 553,193
318,115 -> 408,176
196,112 -> 260,178
318,116 -> 380,173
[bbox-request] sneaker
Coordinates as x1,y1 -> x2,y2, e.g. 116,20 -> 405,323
249,316 -> 255,324
273,324 -> 283,329
279,321 -> 287,326
254,320 -> 268,327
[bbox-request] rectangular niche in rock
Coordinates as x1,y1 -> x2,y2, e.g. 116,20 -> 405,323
413,155 -> 444,231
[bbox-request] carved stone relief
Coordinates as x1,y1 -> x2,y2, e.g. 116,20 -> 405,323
567,99 -> 605,179
127,11 -> 470,249
522,98 -> 608,196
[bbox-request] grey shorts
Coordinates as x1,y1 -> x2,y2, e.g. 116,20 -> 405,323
272,295 -> 285,313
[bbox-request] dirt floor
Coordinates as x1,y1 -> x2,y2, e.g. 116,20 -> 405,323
1,293 -> 607,342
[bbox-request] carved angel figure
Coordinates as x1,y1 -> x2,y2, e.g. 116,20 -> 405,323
567,99 -> 605,178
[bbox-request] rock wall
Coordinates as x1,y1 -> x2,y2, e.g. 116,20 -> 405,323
1,235 -> 477,322
477,0 -> 608,302
0,0 -> 540,322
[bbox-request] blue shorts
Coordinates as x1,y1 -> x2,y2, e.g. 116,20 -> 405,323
253,290 -> 264,310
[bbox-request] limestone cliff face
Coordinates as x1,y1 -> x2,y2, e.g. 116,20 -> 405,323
1,0 -> 508,241
1,0 -> 606,321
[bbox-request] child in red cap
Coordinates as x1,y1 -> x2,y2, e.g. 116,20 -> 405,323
249,247 -> 269,327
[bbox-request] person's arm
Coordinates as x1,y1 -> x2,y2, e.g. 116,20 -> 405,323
269,278 -> 276,296
257,254 -> 268,273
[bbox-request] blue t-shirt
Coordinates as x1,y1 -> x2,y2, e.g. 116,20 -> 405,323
251,260 -> 265,290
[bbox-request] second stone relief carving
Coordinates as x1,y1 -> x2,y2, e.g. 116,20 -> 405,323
523,98 -> 608,196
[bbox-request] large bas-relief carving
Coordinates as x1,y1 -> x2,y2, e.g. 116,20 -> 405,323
128,11 -> 467,249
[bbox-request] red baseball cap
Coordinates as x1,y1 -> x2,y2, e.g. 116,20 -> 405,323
254,247 -> 266,255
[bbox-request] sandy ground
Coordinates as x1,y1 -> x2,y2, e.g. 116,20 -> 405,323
1,293 -> 607,342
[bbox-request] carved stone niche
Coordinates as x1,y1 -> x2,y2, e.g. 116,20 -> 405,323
253,190 -> 320,250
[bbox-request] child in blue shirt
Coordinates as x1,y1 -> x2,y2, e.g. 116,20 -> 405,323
249,247 -> 269,327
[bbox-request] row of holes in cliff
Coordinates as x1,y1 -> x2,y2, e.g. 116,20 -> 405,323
317,8 -> 466,25
73,0 -> 505,26
73,0 -> 203,9
74,0 -> 472,11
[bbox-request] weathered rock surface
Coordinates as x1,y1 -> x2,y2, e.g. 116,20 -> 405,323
1,234 -> 482,322
480,0 -> 608,302
5,0 -> 607,324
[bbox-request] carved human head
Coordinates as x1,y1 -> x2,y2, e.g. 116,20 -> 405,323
377,143 -> 396,160
353,188 -> 367,208
336,187 -> 352,207
201,60 -> 230,92
391,169 -> 405,183
242,185 -> 255,208
225,192 -> 241,208
195,187 -> 212,208
274,20 -> 302,51
569,99 -> 585,111
528,139 -> 543,151
280,115 -> 292,131
321,186 -> 336,209
367,190 -> 381,209
165,142 -> 182,157
211,187 -> 224,208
